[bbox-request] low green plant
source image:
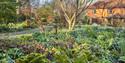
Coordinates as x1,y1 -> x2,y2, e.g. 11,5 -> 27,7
32,26 -> 125,63
1,26 -> 125,63
19,34 -> 33,41
0,48 -> 24,63
16,53 -> 50,63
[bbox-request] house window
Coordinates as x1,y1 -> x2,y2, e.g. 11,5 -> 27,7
93,9 -> 96,14
108,9 -> 112,14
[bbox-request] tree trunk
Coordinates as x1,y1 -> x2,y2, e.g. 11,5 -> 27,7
89,18 -> 92,24
16,0 -> 19,14
39,25 -> 45,32
67,17 -> 76,31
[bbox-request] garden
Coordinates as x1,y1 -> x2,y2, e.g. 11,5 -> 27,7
1,0 -> 125,63
1,26 -> 125,63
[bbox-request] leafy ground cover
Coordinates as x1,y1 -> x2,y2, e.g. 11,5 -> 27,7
0,22 -> 36,33
0,26 -> 125,63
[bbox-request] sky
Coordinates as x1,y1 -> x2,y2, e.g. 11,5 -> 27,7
30,0 -> 52,7
40,0 -> 52,5
39,0 -> 98,6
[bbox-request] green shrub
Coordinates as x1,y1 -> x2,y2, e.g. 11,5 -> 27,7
0,48 -> 24,63
19,34 -> 33,41
7,48 -> 24,60
32,26 -> 125,63
16,53 -> 50,63
1,26 -> 125,63
0,22 -> 36,33
33,26 -> 118,43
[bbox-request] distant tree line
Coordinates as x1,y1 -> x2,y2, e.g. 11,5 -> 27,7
0,0 -> 17,24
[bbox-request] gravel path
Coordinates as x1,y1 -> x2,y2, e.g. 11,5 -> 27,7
0,28 -> 40,39
0,25 -> 125,39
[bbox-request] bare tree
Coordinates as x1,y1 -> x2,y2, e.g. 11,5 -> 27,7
32,0 -> 51,32
54,0 -> 94,30
33,11 -> 45,32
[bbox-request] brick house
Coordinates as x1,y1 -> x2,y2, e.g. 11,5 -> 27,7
86,0 -> 125,26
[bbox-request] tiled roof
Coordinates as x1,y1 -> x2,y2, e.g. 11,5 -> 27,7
88,0 -> 125,9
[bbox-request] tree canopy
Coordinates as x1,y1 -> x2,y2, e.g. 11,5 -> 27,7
0,0 -> 18,24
